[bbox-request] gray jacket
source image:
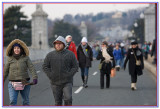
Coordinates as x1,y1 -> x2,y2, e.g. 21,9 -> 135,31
42,49 -> 78,85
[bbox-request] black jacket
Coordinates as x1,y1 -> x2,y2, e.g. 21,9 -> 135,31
43,49 -> 78,85
96,48 -> 115,74
77,44 -> 93,68
124,48 -> 144,76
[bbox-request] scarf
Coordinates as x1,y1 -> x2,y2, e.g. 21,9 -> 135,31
81,44 -> 89,57
13,53 -> 21,60
133,47 -> 141,56
102,47 -> 112,63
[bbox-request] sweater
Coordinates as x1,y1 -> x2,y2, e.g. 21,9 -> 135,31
42,49 -> 78,85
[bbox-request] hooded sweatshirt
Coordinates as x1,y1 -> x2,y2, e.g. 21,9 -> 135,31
43,36 -> 78,85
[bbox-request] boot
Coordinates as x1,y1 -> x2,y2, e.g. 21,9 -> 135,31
81,75 -> 84,86
131,83 -> 134,90
64,101 -> 72,106
133,83 -> 137,90
84,76 -> 88,88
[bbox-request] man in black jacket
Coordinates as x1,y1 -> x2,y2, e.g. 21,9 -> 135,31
43,36 -> 78,106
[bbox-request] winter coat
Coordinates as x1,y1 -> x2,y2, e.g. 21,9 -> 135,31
142,44 -> 150,53
77,44 -> 93,68
67,41 -> 78,60
124,48 -> 144,76
113,49 -> 122,60
96,48 -> 115,74
42,49 -> 78,85
4,39 -> 38,82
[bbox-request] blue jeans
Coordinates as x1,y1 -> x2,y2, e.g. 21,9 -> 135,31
8,82 -> 31,105
80,67 -> 89,76
120,57 -> 125,68
115,59 -> 121,66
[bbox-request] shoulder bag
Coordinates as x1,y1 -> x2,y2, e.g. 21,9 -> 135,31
132,49 -> 141,66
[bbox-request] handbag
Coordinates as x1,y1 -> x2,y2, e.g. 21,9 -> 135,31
110,68 -> 116,77
98,63 -> 102,70
132,49 -> 141,66
99,61 -> 104,70
11,82 -> 25,90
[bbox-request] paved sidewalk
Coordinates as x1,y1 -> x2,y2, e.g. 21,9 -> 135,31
144,55 -> 157,77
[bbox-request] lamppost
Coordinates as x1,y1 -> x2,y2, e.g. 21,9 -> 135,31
139,12 -> 144,44
55,34 -> 57,38
134,22 -> 138,28
14,24 -> 18,39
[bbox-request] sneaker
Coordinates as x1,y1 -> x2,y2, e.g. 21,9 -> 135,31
84,84 -> 88,88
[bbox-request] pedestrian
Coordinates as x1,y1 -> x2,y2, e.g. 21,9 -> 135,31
151,39 -> 156,64
120,43 -> 127,68
95,44 -> 100,56
92,45 -> 97,59
43,36 -> 78,106
77,37 -> 93,88
113,44 -> 122,71
65,35 -> 78,59
4,39 -> 38,106
124,41 -> 144,90
96,41 -> 115,89
142,41 -> 150,60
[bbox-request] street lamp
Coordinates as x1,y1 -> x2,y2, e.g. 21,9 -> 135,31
139,12 -> 144,44
140,12 -> 144,19
14,24 -> 18,39
55,34 -> 57,38
134,22 -> 138,28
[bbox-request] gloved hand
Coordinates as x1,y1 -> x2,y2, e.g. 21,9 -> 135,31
33,79 -> 38,85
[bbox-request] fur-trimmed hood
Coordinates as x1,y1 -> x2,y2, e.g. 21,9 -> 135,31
6,39 -> 29,56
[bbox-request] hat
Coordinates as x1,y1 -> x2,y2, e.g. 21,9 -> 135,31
65,35 -> 72,40
53,36 -> 67,46
131,41 -> 138,45
120,43 -> 125,47
81,37 -> 88,43
12,43 -> 22,48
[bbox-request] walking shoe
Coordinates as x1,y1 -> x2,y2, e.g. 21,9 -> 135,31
133,83 -> 137,90
100,87 -> 104,89
131,83 -> 135,91
84,84 -> 88,88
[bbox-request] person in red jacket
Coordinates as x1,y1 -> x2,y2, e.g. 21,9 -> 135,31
65,35 -> 78,60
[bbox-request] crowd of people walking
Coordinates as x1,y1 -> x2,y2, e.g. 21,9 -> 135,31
4,35 -> 156,106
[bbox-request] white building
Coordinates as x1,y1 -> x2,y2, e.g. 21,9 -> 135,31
144,4 -> 156,42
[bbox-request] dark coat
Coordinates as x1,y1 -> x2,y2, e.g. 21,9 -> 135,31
77,44 -> 93,68
96,48 -> 115,74
43,49 -> 78,85
124,48 -> 144,76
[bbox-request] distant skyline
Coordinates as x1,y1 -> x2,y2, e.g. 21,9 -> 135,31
3,3 -> 150,20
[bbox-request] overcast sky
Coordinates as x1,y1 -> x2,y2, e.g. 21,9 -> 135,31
4,3 -> 150,20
